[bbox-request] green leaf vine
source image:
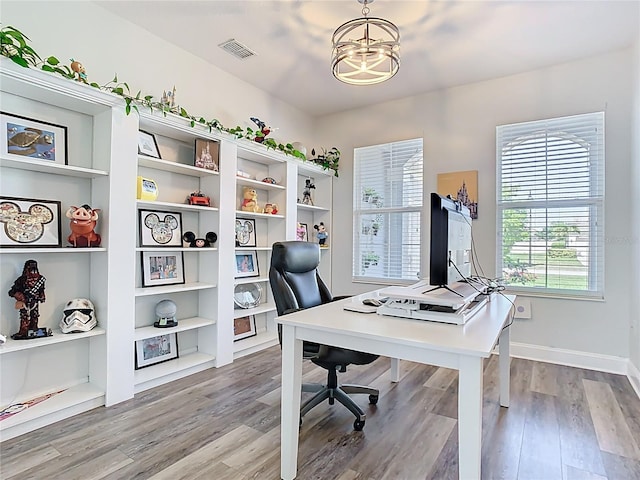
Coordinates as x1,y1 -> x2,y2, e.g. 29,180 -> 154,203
0,24 -> 340,176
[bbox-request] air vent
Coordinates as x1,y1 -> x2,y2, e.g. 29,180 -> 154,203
218,39 -> 257,60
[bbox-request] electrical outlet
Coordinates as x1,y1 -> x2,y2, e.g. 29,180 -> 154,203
513,298 -> 531,319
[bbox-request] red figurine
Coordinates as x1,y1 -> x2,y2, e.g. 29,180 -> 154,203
66,204 -> 101,247
8,259 -> 51,339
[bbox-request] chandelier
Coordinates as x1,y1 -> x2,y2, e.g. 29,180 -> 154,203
331,0 -> 400,86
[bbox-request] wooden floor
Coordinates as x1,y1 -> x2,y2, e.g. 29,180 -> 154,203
2,346 -> 640,480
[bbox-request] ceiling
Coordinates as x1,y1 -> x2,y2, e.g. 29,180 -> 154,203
96,0 -> 639,118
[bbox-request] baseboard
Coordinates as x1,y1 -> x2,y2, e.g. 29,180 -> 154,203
508,342 -> 628,374
628,360 -> 640,398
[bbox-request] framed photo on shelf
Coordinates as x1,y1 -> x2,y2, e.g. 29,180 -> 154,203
138,130 -> 161,159
296,223 -> 308,242
141,251 -> 185,287
135,333 -> 179,369
234,315 -> 257,341
194,138 -> 219,171
234,250 -> 259,278
138,209 -> 183,247
1,111 -> 68,166
235,218 -> 256,247
0,196 -> 62,248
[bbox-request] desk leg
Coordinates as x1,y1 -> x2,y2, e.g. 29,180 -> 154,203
390,358 -> 401,383
499,325 -> 511,408
458,356 -> 484,480
281,325 -> 303,480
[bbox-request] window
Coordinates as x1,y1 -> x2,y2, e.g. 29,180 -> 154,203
353,138 -> 423,283
496,112 -> 604,298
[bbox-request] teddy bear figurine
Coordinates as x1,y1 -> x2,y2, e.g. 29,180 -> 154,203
241,186 -> 260,213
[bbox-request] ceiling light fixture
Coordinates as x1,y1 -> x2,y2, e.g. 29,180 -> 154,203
331,0 -> 400,86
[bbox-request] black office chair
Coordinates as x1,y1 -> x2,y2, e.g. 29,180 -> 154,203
269,241 -> 379,431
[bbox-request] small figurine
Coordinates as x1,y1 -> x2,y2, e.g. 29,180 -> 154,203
302,179 -> 315,206
241,187 -> 260,213
250,117 -> 271,143
70,59 -> 87,83
9,259 -> 52,339
161,86 -> 177,110
314,222 -> 328,247
66,204 -> 101,247
182,231 -> 217,248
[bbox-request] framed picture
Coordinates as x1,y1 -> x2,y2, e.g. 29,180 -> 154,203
0,196 -> 62,248
138,130 -> 161,159
235,218 -> 256,247
296,223 -> 308,242
235,251 -> 259,278
437,170 -> 478,220
194,138 -> 219,171
141,251 -> 185,287
1,112 -> 68,166
138,209 -> 183,247
135,333 -> 179,369
234,315 -> 257,341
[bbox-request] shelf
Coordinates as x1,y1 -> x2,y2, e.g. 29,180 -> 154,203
235,246 -> 272,252
0,382 -> 104,441
235,276 -> 269,285
134,351 -> 216,391
0,247 -> 107,254
236,176 -> 285,191
136,247 -> 217,252
0,156 -> 109,178
139,110 -> 224,144
297,203 -> 330,212
235,210 -> 284,219
137,200 -> 219,213
233,331 -> 279,359
138,155 -> 219,177
135,282 -> 216,297
233,302 -> 276,319
134,317 -> 215,341
296,159 -> 334,177
0,328 -> 106,355
236,141 -> 287,165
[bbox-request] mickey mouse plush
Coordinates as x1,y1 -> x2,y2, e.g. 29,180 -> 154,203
183,231 -> 217,248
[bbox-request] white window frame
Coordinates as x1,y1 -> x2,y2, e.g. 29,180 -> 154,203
353,138 -> 423,284
496,112 -> 605,299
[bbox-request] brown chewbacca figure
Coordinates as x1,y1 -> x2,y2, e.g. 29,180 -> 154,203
8,259 -> 51,339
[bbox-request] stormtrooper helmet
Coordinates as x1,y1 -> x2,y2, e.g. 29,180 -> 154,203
60,298 -> 97,333
154,299 -> 177,328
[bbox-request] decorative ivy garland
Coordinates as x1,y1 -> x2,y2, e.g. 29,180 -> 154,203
0,25 -> 340,176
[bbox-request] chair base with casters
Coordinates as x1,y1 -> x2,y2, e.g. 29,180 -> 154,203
301,364 -> 379,431
269,240 -> 381,431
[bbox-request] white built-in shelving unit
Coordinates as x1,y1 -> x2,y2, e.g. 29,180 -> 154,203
0,58 -> 332,440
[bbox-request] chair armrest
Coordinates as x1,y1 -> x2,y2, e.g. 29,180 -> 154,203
331,295 -> 352,302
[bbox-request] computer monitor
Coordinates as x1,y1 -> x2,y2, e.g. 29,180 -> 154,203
429,192 -> 472,288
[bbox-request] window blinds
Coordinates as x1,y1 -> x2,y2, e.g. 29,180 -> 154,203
353,138 -> 423,282
496,112 -> 604,298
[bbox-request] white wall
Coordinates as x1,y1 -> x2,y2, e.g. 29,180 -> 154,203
630,38 -> 640,371
0,1 -> 314,148
318,49 -> 636,359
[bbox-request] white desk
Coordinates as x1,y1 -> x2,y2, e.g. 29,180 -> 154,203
277,292 -> 515,480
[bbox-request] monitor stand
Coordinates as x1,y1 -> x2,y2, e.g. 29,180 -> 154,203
422,284 -> 464,297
